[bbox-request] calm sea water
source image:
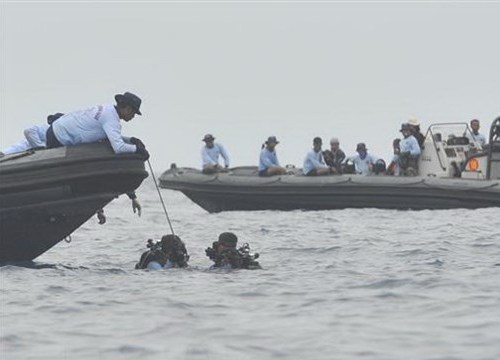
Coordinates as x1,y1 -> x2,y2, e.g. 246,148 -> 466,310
1,179 -> 500,360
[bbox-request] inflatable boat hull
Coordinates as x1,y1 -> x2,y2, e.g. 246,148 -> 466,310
0,143 -> 148,262
159,167 -> 500,213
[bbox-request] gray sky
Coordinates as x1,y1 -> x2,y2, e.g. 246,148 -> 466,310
1,1 -> 499,170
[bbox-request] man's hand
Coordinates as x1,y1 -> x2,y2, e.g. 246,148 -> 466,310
130,137 -> 146,149
135,147 -> 150,160
132,198 -> 142,217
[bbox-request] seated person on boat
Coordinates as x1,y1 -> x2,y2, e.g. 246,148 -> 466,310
259,136 -> 287,177
348,143 -> 377,176
136,235 -> 190,270
200,134 -> 230,174
399,123 -> 421,176
303,137 -> 332,176
205,232 -> 261,270
322,137 -> 346,174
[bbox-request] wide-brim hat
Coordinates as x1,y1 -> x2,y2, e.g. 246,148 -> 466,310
408,118 -> 420,126
202,134 -> 215,142
115,92 -> 142,115
356,143 -> 367,151
265,136 -> 279,145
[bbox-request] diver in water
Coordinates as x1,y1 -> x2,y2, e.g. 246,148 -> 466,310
135,234 -> 189,270
205,232 -> 261,270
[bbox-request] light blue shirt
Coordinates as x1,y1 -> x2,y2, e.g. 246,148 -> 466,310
201,143 -> 230,167
400,135 -> 421,158
351,153 -> 377,175
259,148 -> 280,171
52,104 -> 136,154
24,124 -> 49,148
466,132 -> 487,148
2,139 -> 32,155
303,149 -> 328,174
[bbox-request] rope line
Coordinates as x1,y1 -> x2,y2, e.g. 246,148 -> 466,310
147,159 -> 175,236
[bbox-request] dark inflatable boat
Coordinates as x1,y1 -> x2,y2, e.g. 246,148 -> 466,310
0,143 -> 148,262
159,119 -> 500,213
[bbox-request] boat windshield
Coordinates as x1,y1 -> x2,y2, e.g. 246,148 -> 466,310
425,123 -> 472,145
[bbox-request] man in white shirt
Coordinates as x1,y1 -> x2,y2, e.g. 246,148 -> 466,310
399,123 -> 421,176
46,92 -> 148,159
466,119 -> 487,148
200,134 -> 230,174
350,143 -> 377,176
45,93 -> 147,217
303,137 -> 331,176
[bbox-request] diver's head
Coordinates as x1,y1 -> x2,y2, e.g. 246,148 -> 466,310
218,232 -> 238,251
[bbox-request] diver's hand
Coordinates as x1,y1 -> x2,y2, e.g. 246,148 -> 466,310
132,198 -> 142,217
96,209 -> 106,225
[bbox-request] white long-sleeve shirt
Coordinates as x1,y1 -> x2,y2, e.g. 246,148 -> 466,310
303,149 -> 328,174
400,135 -> 421,158
24,124 -> 49,148
201,143 -> 230,167
259,148 -> 280,171
52,104 -> 136,154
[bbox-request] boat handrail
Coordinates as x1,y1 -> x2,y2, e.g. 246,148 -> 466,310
486,117 -> 500,180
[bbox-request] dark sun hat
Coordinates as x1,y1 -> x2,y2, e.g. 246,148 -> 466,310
114,92 -> 142,115
202,134 -> 215,142
265,136 -> 279,145
356,143 -> 367,151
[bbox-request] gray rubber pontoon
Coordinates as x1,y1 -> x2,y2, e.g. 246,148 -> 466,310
159,166 -> 500,213
0,143 -> 148,262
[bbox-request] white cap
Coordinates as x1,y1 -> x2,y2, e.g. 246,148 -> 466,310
408,118 -> 420,126
330,137 -> 340,144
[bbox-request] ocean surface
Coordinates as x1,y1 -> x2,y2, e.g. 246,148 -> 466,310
1,178 -> 500,360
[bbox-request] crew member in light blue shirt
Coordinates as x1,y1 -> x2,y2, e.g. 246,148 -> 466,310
201,134 -> 230,174
349,143 -> 377,176
45,93 -> 147,215
303,137 -> 331,176
258,136 -> 287,177
399,123 -> 421,176
466,119 -> 487,148
46,92 -> 148,159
